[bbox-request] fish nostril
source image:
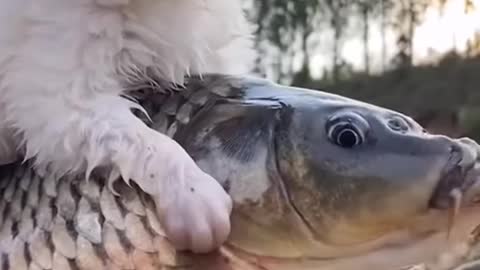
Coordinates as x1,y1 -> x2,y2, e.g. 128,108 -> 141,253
387,118 -> 409,133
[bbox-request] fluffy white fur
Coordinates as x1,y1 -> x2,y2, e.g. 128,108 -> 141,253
0,0 -> 255,253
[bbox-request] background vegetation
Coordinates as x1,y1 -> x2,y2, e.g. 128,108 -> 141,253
244,0 -> 480,140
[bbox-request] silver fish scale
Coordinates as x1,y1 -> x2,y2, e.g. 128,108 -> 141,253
0,163 -> 214,270
133,75 -> 244,136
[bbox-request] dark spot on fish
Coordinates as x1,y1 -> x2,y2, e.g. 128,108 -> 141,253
150,173 -> 155,179
66,219 -> 78,239
11,222 -> 18,238
137,216 -> 153,237
49,198 -> 57,217
46,232 -> 55,254
97,211 -> 105,227
132,182 -> 151,207
2,253 -> 9,270
141,216 -> 157,236
116,228 -> 133,252
68,258 -> 80,270
138,190 -> 156,212
20,191 -> 27,210
70,182 -> 81,205
113,195 -> 128,217
88,200 -> 105,226
23,242 -> 31,264
31,209 -> 37,228
93,244 -> 108,265
190,187 -> 194,192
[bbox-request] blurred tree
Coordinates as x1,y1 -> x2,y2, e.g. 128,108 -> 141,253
358,0 -> 371,74
465,0 -> 475,13
248,0 -> 322,83
391,0 -> 429,69
248,0 -> 357,83
379,0 -> 394,71
324,0 -> 352,83
466,32 -> 480,57
464,0 -> 479,58
354,0 -> 392,74
248,0 -> 478,85
436,0 -> 449,13
248,0 -> 390,82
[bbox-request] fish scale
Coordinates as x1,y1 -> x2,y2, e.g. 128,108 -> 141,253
0,76 -> 262,270
134,75 -> 241,137
0,162 -> 258,270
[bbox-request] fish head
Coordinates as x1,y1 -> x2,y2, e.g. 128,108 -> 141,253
176,75 -> 480,269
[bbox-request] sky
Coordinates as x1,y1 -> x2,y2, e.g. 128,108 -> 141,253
309,0 -> 480,78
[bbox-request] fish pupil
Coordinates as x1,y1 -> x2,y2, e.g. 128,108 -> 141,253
337,128 -> 359,148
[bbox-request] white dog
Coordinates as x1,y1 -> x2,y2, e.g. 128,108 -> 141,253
0,0 -> 255,253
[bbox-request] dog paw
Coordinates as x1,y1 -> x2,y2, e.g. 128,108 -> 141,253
140,138 -> 232,254
161,168 -> 232,253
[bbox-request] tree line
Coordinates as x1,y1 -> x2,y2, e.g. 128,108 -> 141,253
246,0 -> 479,84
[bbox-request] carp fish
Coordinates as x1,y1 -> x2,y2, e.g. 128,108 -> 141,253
0,75 -> 480,270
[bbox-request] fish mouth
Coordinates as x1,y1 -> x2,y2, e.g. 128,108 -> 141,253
428,143 -> 480,232
428,149 -> 473,210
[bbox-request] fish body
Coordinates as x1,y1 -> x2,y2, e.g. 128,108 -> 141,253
1,75 -> 480,270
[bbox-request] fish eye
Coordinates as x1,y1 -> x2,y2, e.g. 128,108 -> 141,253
328,123 -> 363,148
326,112 -> 368,148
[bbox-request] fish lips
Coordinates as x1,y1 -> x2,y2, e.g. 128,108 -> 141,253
428,149 -> 479,210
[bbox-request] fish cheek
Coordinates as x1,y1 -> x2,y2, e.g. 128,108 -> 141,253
279,140 -> 437,246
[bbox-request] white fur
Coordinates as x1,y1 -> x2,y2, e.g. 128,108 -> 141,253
0,122 -> 17,165
0,0 -> 255,253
